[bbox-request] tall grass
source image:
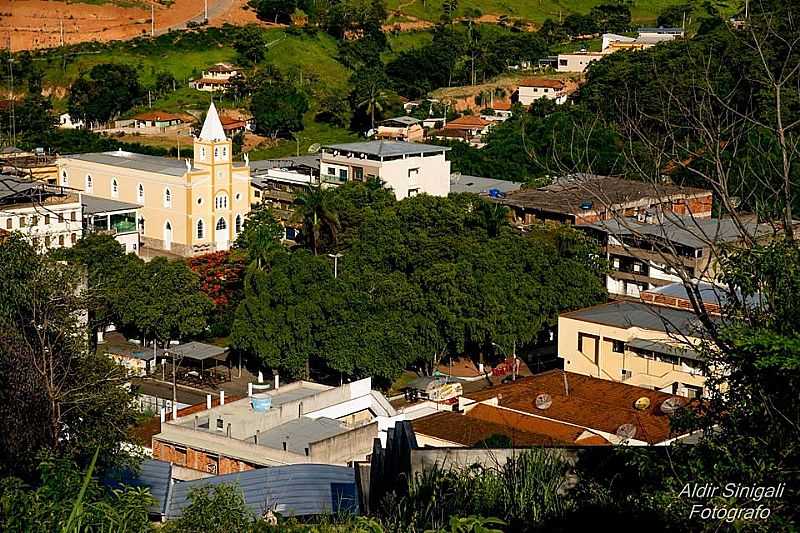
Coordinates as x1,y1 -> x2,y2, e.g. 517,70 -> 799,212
379,449 -> 573,532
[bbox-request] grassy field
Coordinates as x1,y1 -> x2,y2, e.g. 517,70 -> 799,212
248,112 -> 361,160
386,0 -> 720,24
383,31 -> 434,62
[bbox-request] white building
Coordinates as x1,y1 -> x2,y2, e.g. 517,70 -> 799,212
319,141 -> 450,200
0,176 -> 83,251
81,195 -> 142,255
517,78 -> 568,105
190,63 -> 240,92
58,112 -> 84,130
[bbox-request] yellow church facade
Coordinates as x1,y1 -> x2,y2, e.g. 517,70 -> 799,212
57,103 -> 252,257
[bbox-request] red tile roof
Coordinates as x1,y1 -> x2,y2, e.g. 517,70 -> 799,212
133,111 -> 183,122
519,78 -> 566,90
445,115 -> 491,128
492,101 -> 512,111
465,371 -> 690,444
412,403 -> 609,446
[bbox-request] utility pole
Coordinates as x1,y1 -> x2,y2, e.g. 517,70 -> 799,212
60,18 -> 64,47
8,57 -> 16,147
204,0 -> 208,22
151,4 -> 155,37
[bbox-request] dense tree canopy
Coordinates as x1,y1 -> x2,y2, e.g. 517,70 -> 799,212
67,63 -> 144,125
250,82 -> 309,138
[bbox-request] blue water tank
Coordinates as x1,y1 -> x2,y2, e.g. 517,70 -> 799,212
251,396 -> 272,412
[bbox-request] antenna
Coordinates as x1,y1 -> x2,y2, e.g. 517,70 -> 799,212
660,397 -> 686,415
535,393 -> 552,410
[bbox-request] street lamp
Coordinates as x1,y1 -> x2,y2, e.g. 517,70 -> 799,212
327,252 -> 343,279
492,341 -> 518,381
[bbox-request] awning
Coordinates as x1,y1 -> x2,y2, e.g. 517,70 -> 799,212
627,338 -> 702,361
164,341 -> 228,362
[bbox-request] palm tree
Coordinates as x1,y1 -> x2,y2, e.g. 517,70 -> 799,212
293,186 -> 340,255
480,201 -> 509,237
352,67 -> 391,131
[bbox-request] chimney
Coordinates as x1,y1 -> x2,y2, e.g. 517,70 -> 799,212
206,394 -> 212,410
248,383 -> 253,397
226,423 -> 231,438
193,415 -> 198,430
274,374 -> 280,390
220,390 -> 225,406
160,407 -> 166,423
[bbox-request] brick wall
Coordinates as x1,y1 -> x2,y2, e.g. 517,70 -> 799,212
152,439 -> 256,476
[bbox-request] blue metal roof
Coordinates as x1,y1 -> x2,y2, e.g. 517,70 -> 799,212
104,459 -> 173,517
166,464 -> 358,519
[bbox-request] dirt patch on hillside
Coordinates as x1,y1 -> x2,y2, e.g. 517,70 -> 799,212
0,0 -> 244,51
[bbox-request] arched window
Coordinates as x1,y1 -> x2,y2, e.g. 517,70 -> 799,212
58,235 -> 64,246
200,146 -> 206,160
137,183 -> 145,202
60,170 -> 68,186
85,174 -> 93,192
214,147 -> 219,159
216,217 -> 227,231
197,219 -> 204,239
111,178 -> 119,198
70,233 -> 77,244
214,192 -> 228,210
222,146 -> 227,157
164,187 -> 172,208
235,214 -> 242,234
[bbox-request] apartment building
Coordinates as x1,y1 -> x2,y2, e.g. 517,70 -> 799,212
0,176 -> 83,251
558,285 -> 715,398
581,214 -> 775,298
320,141 -> 450,200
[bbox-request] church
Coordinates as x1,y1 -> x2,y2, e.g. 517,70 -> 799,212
57,103 -> 252,257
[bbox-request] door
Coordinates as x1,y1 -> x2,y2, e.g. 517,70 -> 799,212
215,217 -> 228,251
163,221 -> 172,251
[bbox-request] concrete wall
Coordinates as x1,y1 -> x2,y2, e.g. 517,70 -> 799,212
309,422 -> 379,464
557,53 -> 604,73
409,447 -> 576,475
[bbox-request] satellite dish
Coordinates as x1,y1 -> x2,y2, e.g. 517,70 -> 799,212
660,397 -> 686,415
634,397 -> 651,411
616,423 -> 637,440
307,143 -> 321,154
535,393 -> 552,410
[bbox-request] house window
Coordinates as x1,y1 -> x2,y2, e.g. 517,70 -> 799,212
61,170 -> 68,186
559,59 -> 568,66
222,147 -> 227,157
197,219 -> 204,239
201,146 -> 206,160
216,217 -> 227,231
137,184 -> 145,202
71,233 -> 77,244
70,212 -> 77,222
353,167 -> 364,181
112,178 -> 119,198
328,167 -> 336,176
58,213 -> 64,223
339,169 -> 347,180
235,214 -> 242,234
408,188 -> 419,197
19,216 -> 26,227
58,235 -> 64,246
216,419 -> 224,431
408,168 -> 419,178
5,219 -> 11,229
164,188 -> 172,208
32,216 -> 38,226
612,340 -> 625,353
85,174 -> 93,192
214,147 -> 219,159
577,333 -> 583,352
44,215 -> 50,225
44,236 -> 51,247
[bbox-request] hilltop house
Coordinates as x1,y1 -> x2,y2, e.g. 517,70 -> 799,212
190,63 -> 240,92
57,103 -> 252,257
376,116 -> 424,142
517,78 -> 568,105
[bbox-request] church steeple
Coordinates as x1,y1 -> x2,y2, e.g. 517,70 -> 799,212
199,102 -> 226,142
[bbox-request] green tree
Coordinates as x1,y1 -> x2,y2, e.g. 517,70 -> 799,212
250,82 -> 309,138
0,235 -> 140,479
234,202 -> 284,268
349,66 -> 391,130
249,0 -> 297,24
293,185 -> 341,255
115,257 -> 214,347
233,25 -> 267,65
67,63 -> 144,126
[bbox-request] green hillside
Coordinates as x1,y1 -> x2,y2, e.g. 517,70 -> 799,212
386,0 -> 738,25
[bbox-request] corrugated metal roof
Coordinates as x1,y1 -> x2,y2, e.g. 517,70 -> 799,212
81,194 -> 141,215
449,174 -> 522,195
166,464 -> 358,518
66,151 -> 191,177
323,140 -> 449,157
166,341 -> 228,361
104,459 -> 173,516
561,300 -> 711,337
